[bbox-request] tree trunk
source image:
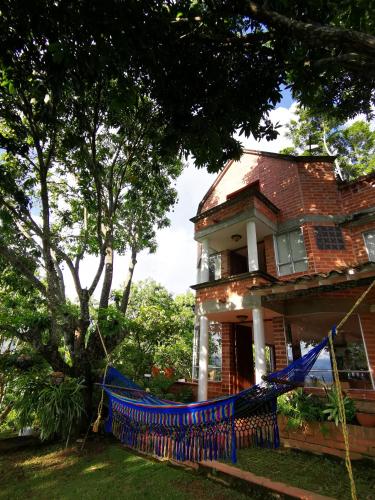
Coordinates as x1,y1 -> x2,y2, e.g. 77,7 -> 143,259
99,244 -> 114,309
120,247 -> 137,313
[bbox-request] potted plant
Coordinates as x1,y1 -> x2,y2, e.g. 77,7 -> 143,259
356,412 -> 375,427
322,385 -> 356,426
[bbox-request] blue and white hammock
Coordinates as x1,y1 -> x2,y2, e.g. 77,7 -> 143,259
103,331 -> 333,463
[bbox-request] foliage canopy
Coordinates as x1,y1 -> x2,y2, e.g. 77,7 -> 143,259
281,107 -> 375,179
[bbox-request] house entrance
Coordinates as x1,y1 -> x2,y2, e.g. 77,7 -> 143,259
234,325 -> 254,391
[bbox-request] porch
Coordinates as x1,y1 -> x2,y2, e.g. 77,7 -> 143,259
190,281 -> 375,407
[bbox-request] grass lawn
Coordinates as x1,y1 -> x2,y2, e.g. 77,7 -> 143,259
0,439 -> 250,500
229,447 -> 375,500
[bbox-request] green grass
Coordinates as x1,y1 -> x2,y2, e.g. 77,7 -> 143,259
0,439 -> 250,500
229,447 -> 375,499
2,438 -> 375,499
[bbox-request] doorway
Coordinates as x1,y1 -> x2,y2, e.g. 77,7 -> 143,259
234,325 -> 254,391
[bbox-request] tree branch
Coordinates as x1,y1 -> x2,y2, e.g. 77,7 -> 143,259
88,251 -> 105,297
245,2 -> 375,58
0,243 -> 47,296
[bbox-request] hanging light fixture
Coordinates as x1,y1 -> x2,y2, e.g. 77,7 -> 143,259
231,234 -> 242,242
236,315 -> 248,321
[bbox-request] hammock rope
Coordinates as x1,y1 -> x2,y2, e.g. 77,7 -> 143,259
92,322 -> 110,433
326,278 -> 375,500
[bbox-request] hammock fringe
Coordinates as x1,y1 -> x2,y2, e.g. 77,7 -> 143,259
102,334 -> 330,463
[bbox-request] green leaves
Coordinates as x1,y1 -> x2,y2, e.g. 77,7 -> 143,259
278,388 -> 324,430
278,386 -> 357,430
15,376 -> 85,441
322,386 -> 356,426
280,105 -> 375,180
113,281 -> 194,383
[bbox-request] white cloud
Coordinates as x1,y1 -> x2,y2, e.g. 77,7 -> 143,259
64,102 -> 298,300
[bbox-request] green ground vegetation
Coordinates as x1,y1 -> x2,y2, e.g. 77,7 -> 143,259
0,440 -> 249,500
2,438 -> 375,500
231,447 -> 375,500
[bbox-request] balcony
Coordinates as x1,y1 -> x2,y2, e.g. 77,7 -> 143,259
191,182 -> 280,239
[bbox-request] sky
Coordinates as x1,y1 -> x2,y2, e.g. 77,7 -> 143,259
63,94 -> 298,300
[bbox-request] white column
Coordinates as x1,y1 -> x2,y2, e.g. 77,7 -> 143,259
253,307 -> 266,384
246,221 -> 258,272
198,315 -> 209,401
200,239 -> 210,283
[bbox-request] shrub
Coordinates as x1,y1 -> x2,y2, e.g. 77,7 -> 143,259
278,385 -> 357,431
146,373 -> 176,400
16,376 -> 85,441
278,388 -> 324,430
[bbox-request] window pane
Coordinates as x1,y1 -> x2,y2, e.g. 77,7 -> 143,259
285,313 -> 373,389
193,322 -> 222,382
364,231 -> 375,261
290,229 -> 307,261
276,234 -> 291,264
209,254 -> 221,281
294,260 -> 308,273
279,263 -> 293,276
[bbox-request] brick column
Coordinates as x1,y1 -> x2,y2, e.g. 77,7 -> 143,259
272,316 -> 288,370
220,323 -> 236,394
221,250 -> 231,278
359,313 -> 375,388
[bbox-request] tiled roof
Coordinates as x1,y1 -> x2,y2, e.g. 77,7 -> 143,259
247,261 -> 375,292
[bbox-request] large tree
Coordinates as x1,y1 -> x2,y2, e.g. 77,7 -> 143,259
2,1 -> 374,172
0,39 -> 181,416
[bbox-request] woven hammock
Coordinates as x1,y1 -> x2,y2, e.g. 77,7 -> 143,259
103,332 -> 333,463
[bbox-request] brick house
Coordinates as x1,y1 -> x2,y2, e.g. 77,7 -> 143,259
189,150 -> 375,412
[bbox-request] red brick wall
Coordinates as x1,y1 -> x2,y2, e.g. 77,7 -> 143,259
200,154 -> 340,223
303,223 -> 357,273
265,221 -> 374,279
195,193 -> 278,233
351,222 -> 375,264
264,234 -> 277,276
340,175 -> 375,214
220,323 -> 236,395
272,317 -> 288,370
196,153 -> 375,281
196,275 -> 271,304
220,250 -> 231,278
298,162 -> 343,216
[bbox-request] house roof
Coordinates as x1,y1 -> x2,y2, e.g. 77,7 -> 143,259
248,261 -> 375,299
338,170 -> 375,188
197,149 -> 335,216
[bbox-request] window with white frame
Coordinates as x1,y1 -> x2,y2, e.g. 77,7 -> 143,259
209,253 -> 221,281
192,322 -> 222,382
363,230 -> 375,262
275,229 -> 308,276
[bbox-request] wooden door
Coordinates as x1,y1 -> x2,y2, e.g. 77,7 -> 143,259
234,325 -> 254,391
257,241 -> 266,273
